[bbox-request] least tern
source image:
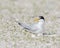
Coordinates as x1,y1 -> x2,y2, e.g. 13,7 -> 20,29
16,16 -> 45,37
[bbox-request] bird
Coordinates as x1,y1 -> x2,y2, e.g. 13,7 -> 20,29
16,16 -> 45,37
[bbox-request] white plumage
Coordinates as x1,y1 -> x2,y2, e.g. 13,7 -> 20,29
16,16 -> 45,37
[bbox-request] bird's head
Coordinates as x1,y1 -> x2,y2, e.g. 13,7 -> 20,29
34,16 -> 45,22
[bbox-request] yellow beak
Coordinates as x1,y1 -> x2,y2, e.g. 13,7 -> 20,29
34,17 -> 40,22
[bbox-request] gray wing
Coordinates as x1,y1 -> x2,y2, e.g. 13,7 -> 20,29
18,22 -> 32,30
17,22 -> 41,34
13,17 -> 37,31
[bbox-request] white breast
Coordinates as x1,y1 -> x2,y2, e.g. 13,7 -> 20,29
32,19 -> 44,33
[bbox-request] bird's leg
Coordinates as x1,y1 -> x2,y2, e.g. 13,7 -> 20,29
43,33 -> 47,35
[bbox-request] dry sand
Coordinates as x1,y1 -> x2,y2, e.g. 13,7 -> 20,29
0,0 -> 60,48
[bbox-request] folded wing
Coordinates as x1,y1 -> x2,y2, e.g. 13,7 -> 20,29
18,22 -> 32,30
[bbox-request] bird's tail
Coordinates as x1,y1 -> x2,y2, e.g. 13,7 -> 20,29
10,16 -> 31,30
17,22 -> 31,30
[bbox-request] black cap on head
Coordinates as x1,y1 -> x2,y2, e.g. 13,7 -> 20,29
39,16 -> 45,20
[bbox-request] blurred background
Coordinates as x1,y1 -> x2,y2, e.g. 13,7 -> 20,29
0,0 -> 60,48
